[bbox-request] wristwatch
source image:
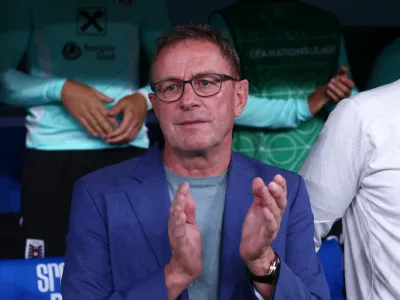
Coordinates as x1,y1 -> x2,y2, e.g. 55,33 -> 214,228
247,253 -> 281,284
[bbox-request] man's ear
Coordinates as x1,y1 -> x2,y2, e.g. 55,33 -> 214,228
234,79 -> 248,117
149,93 -> 159,119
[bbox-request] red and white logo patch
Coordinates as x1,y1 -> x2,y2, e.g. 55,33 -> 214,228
25,239 -> 45,259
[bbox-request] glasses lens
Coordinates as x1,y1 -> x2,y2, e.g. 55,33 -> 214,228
192,74 -> 221,96
155,80 -> 183,101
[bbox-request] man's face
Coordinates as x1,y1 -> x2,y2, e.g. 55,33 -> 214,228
150,39 -> 248,153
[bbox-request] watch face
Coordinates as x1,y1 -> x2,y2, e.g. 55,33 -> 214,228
247,255 -> 280,284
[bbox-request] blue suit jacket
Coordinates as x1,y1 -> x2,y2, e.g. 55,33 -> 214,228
62,144 -> 329,299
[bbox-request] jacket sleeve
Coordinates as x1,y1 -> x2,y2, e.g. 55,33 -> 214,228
61,179 -> 189,300
272,176 -> 330,299
235,176 -> 330,299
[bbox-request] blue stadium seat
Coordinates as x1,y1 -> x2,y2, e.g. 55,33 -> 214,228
0,175 -> 21,213
0,257 -> 64,299
0,126 -> 25,213
318,238 -> 345,300
0,126 -> 25,177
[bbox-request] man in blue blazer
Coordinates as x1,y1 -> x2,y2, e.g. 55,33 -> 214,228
62,24 -> 329,299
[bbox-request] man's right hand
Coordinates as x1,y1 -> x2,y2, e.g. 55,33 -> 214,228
61,80 -> 119,138
165,182 -> 202,300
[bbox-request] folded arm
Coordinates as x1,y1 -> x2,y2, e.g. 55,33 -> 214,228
0,70 -> 67,107
235,95 -> 312,128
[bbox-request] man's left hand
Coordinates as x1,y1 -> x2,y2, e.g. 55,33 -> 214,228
105,93 -> 148,144
240,175 -> 287,274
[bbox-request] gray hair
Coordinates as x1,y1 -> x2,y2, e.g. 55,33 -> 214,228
152,24 -> 241,79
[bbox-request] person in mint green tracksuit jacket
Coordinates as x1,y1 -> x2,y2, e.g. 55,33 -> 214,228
209,0 -> 359,172
0,0 -> 171,258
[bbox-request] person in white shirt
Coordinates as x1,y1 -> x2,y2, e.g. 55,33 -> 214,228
299,79 -> 400,300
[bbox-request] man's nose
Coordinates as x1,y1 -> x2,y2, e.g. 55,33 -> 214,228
179,83 -> 201,109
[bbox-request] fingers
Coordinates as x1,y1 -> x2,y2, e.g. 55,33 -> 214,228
106,111 -> 133,140
106,99 -> 137,143
169,202 -> 187,240
88,89 -> 117,136
81,112 -> 106,137
327,78 -> 348,99
107,98 -> 147,143
339,65 -> 349,75
326,89 -> 340,102
108,102 -> 122,117
78,105 -> 117,138
273,174 -> 287,195
170,182 -> 189,214
91,107 -> 115,137
252,176 -> 287,217
107,125 -> 139,145
63,85 -> 117,137
91,88 -> 114,103
334,76 -> 353,93
184,194 -> 197,225
107,117 -> 119,129
326,67 -> 355,103
262,207 -> 278,239
252,177 -> 266,206
325,65 -> 355,103
169,182 -> 191,241
338,76 -> 355,89
268,181 -> 287,212
261,185 -> 281,220
79,117 -> 98,137
327,77 -> 354,102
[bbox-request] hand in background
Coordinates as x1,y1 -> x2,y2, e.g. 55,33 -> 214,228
308,66 -> 355,115
326,66 -> 355,102
61,80 -> 118,138
105,92 -> 148,144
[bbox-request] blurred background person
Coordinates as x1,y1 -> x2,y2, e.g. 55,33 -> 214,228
209,0 -> 357,172
0,0 -> 170,258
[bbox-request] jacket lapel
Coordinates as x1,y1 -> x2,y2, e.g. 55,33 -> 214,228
126,145 -> 172,269
219,153 -> 256,300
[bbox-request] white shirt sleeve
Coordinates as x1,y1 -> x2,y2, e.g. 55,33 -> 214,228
299,98 -> 373,249
137,86 -> 152,111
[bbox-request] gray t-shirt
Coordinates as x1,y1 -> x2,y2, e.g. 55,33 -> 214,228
164,164 -> 228,300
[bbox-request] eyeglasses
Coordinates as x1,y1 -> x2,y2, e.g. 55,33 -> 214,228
150,73 -> 238,102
